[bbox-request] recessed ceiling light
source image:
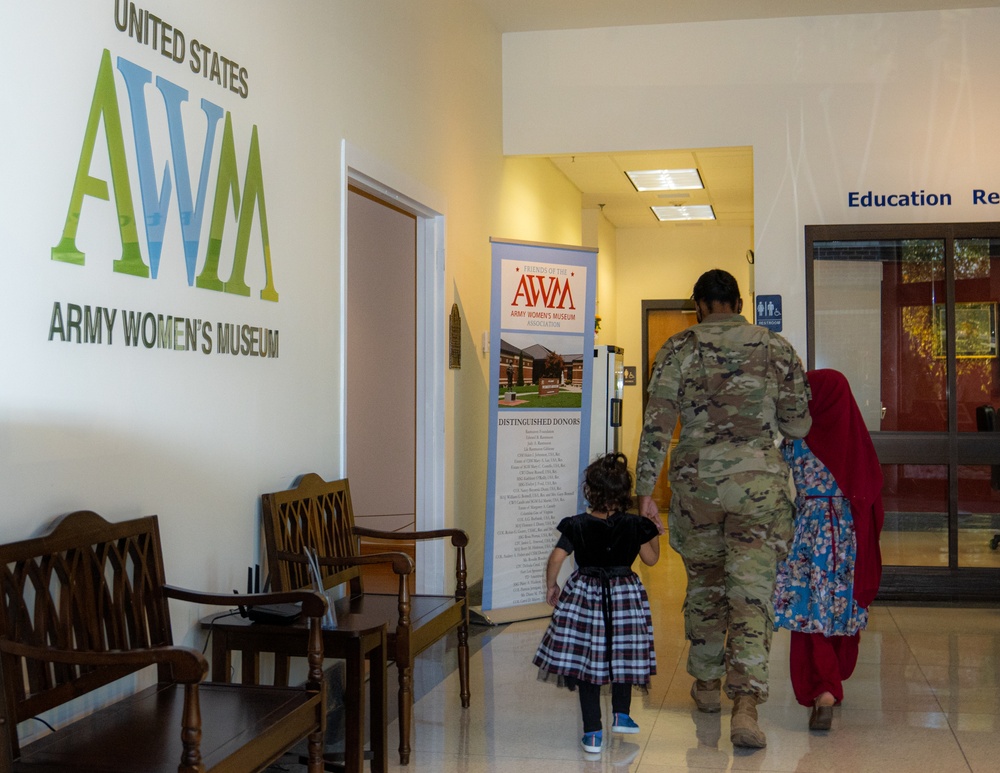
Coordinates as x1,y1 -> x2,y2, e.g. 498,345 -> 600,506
626,168 -> 704,192
651,204 -> 716,221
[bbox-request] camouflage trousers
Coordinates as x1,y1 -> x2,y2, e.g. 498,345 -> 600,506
668,470 -> 794,702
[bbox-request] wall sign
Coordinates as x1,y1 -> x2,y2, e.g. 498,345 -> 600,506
46,3 -> 279,361
756,294 -> 782,331
482,239 -> 597,623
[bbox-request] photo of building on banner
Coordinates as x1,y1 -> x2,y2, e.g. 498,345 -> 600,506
480,239 -> 597,624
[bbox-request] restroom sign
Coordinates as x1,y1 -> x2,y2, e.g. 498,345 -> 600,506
755,294 -> 782,331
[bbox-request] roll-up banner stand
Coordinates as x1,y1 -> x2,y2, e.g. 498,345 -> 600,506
478,238 -> 597,624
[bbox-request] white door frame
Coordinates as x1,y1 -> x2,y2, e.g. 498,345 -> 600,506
341,140 -> 446,595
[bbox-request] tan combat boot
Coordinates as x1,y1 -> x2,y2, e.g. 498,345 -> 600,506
690,678 -> 722,713
730,694 -> 766,748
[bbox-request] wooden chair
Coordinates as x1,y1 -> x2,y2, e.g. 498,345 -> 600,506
262,473 -> 470,764
0,510 -> 329,773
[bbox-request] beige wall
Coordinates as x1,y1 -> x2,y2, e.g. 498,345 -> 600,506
501,9 -> 1000,359
583,207 -> 619,347
0,1 -> 591,635
453,156 -> 584,574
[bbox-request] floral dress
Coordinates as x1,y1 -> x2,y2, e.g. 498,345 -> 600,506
774,438 -> 868,636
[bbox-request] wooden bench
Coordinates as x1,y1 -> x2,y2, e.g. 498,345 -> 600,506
0,510 -> 329,773
262,473 -> 470,764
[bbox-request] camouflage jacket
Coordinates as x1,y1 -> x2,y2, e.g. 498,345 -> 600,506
634,314 -> 811,496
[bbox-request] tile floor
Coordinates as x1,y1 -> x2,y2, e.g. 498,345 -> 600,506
274,542 -> 1000,772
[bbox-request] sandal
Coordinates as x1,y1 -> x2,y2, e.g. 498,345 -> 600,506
808,703 -> 833,731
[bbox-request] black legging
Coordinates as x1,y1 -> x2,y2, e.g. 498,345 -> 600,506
578,681 -> 632,732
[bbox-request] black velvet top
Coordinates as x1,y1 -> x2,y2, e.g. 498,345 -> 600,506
555,512 -> 659,569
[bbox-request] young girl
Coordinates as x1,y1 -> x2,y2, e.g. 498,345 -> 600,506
533,452 -> 661,753
773,369 -> 884,732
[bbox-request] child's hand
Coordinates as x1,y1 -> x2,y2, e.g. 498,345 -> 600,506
639,495 -> 666,535
546,583 -> 561,606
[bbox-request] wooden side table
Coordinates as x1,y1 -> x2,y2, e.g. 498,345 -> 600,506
202,600 -> 387,773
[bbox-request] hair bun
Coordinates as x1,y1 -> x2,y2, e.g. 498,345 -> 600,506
603,452 -> 626,468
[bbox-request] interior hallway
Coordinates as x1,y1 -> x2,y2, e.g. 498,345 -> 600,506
322,541 -> 1000,773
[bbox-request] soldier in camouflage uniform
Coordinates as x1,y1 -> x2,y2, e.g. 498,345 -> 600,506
634,269 -> 811,749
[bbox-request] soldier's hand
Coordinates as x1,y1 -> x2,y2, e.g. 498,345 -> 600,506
638,495 -> 666,535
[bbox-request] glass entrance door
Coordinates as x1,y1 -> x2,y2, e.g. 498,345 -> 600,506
806,224 -> 1000,601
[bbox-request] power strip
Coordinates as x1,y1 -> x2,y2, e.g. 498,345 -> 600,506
246,602 -> 302,625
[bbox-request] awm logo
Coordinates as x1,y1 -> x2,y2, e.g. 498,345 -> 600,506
51,49 -> 277,302
510,273 -> 576,309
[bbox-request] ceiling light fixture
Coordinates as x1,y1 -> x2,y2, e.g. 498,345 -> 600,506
626,168 -> 704,192
651,204 -> 716,221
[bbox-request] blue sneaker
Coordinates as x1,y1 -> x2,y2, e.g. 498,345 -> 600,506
581,730 -> 603,752
611,713 -> 640,734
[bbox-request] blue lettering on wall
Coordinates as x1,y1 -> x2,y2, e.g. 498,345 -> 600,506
117,57 -> 222,282
972,189 -> 1000,205
847,190 -> 952,208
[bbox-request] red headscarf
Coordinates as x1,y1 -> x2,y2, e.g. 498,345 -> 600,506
804,369 -> 884,608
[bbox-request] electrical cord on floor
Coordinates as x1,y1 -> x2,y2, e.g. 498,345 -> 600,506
201,608 -> 243,655
29,716 -> 56,733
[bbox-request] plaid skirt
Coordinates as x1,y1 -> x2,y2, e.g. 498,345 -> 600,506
533,567 -> 656,688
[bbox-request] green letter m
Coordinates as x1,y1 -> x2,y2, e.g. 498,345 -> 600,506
196,115 -> 278,301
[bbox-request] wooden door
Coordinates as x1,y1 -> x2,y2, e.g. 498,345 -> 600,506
644,305 -> 699,510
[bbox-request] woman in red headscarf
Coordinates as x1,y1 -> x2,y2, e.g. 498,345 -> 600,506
773,369 -> 884,732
